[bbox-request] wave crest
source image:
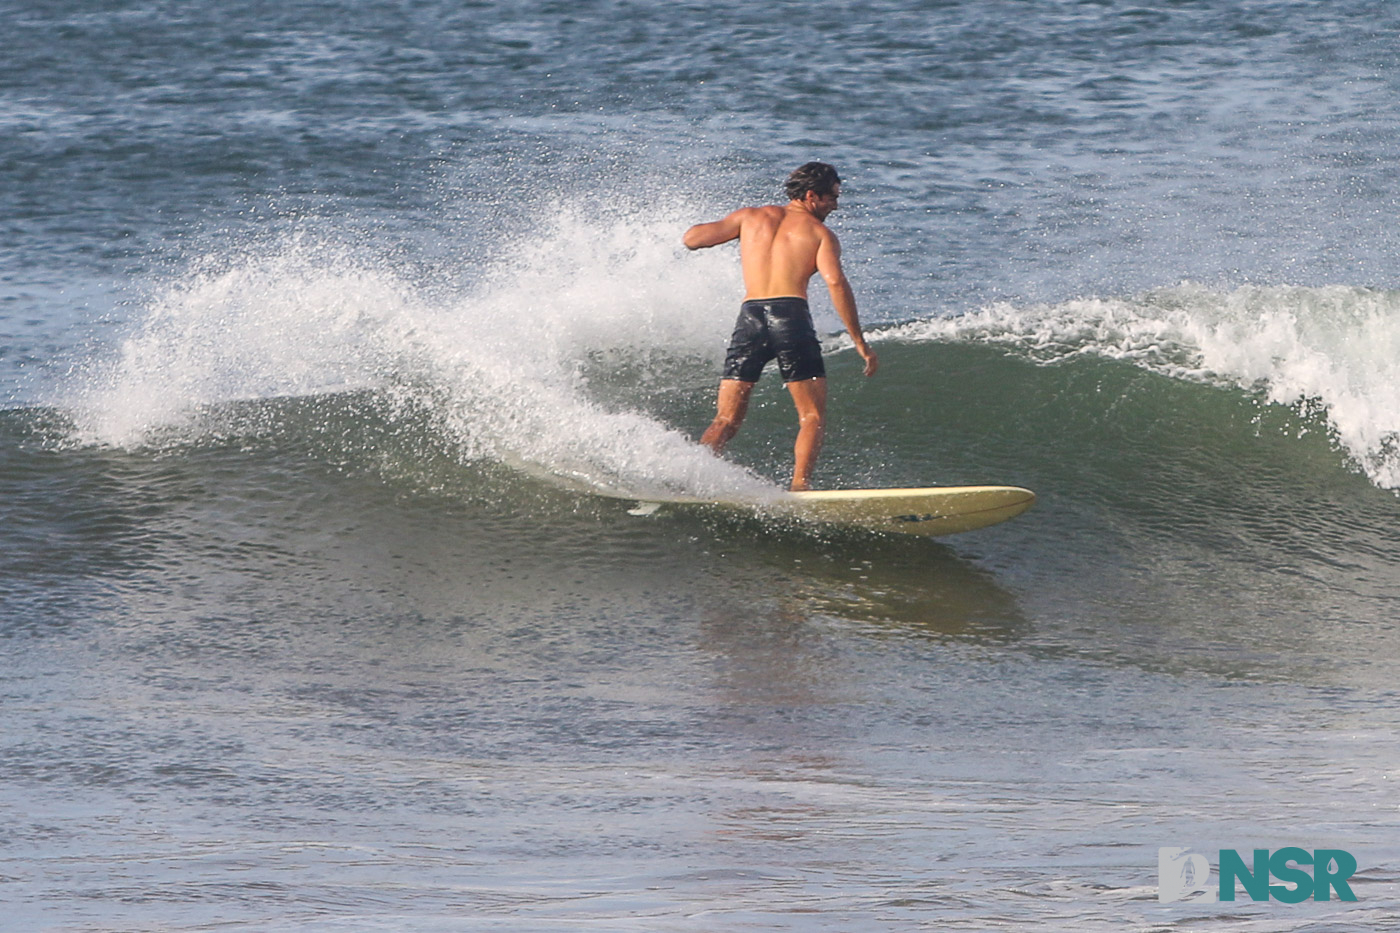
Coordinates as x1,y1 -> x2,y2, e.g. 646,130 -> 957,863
884,283 -> 1400,489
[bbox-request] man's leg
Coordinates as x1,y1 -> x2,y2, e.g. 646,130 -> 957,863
786,377 -> 827,491
701,379 -> 754,453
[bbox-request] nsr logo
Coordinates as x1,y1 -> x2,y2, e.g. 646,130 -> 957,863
1159,847 -> 1358,903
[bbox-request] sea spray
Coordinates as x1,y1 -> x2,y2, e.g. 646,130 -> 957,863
61,214 -> 776,499
876,284 -> 1400,490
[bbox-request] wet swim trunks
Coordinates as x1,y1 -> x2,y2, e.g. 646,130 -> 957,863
720,297 -> 826,383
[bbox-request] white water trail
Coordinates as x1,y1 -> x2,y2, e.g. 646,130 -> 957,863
62,212 -> 779,500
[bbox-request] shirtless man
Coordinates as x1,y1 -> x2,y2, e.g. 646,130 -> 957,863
683,162 -> 878,491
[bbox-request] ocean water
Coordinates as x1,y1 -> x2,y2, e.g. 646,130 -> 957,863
4,1 -> 1400,929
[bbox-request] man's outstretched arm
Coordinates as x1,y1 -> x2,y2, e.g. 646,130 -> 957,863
683,209 -> 747,250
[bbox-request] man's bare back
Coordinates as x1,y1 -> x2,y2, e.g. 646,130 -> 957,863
687,203 -> 826,300
682,162 -> 878,490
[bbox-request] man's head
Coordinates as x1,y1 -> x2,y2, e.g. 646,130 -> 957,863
785,162 -> 841,202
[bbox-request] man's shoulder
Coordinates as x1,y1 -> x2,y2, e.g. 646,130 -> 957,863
735,204 -> 786,220
798,213 -> 837,243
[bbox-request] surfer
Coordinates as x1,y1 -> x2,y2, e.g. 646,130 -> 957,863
683,162 -> 878,491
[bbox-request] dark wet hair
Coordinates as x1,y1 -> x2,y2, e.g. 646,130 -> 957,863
784,162 -> 841,201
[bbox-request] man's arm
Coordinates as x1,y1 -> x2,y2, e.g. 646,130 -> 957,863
682,208 -> 748,250
816,230 -> 878,377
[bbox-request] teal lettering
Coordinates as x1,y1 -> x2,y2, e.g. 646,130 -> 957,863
1269,847 -> 1313,903
1313,849 -> 1358,901
1219,849 -> 1269,902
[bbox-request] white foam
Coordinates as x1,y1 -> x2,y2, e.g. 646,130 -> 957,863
62,211 -> 777,499
884,283 -> 1400,489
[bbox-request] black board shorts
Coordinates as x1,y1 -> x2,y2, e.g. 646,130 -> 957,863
721,297 -> 826,383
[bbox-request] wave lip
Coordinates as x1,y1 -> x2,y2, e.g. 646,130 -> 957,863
886,283 -> 1400,490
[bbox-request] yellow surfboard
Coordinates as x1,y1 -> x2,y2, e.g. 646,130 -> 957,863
779,485 -> 1036,536
629,485 -> 1036,537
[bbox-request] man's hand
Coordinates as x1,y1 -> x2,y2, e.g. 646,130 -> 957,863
858,345 -> 879,377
